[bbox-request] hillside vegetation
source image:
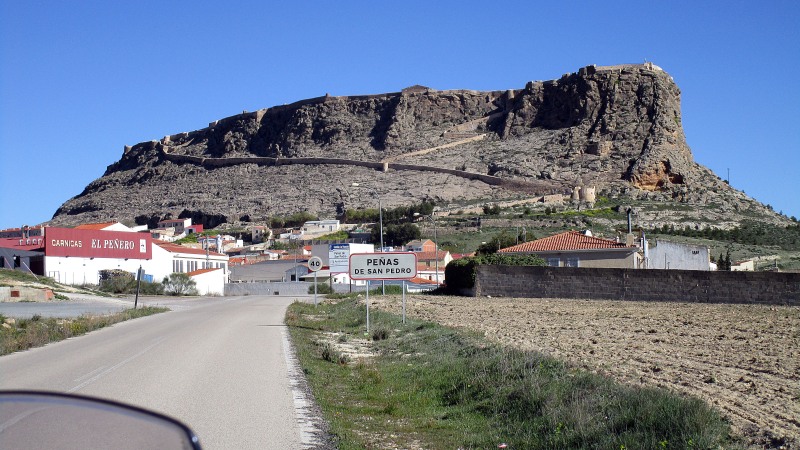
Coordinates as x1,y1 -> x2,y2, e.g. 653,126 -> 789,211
287,297 -> 740,449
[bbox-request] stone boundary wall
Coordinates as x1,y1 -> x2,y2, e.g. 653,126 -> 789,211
225,282 -> 310,297
224,281 -> 367,297
475,265 -> 800,306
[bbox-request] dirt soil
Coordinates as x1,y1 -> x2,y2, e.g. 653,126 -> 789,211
370,295 -> 800,448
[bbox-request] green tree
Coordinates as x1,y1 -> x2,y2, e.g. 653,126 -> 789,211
371,223 -> 421,247
476,231 -> 522,255
716,250 -> 732,270
163,273 -> 198,296
344,201 -> 435,225
482,204 -> 501,215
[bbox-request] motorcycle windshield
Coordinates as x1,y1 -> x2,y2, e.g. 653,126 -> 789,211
0,391 -> 200,450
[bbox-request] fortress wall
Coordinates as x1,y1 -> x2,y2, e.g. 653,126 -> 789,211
275,158 -> 385,170
388,163 -> 505,185
158,150 -> 543,194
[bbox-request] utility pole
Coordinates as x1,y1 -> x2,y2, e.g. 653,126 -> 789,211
352,182 -> 384,294
433,215 -> 439,286
379,197 -> 384,295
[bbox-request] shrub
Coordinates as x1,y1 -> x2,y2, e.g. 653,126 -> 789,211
369,284 -> 404,295
99,269 -> 163,295
444,253 -> 546,292
308,283 -> 334,294
162,273 -> 198,296
444,258 -> 479,292
371,326 -> 390,341
137,281 -> 165,295
320,342 -> 349,364
99,270 -> 136,293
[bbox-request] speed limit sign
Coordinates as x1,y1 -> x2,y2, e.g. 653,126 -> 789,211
308,256 -> 323,272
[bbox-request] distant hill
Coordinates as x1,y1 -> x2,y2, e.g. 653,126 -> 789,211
51,63 -> 788,230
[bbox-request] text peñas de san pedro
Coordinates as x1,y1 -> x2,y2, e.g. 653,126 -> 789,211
353,257 -> 413,276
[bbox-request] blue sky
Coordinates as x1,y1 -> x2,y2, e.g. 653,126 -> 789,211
1,1 -> 799,229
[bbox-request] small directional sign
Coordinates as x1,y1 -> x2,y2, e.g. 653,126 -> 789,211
308,256 -> 323,272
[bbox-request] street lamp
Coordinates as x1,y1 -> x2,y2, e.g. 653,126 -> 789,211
351,183 -> 384,294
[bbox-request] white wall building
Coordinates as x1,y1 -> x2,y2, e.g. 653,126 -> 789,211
188,268 -> 225,295
154,242 -> 228,284
302,220 -> 340,235
647,240 -> 711,271
731,260 -> 755,271
38,223 -> 228,293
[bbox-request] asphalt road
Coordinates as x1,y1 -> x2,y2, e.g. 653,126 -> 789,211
0,294 -> 326,449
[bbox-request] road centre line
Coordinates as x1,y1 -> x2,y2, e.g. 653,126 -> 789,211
68,337 -> 165,393
73,365 -> 108,383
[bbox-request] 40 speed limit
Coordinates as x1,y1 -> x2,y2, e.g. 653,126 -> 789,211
308,256 -> 323,272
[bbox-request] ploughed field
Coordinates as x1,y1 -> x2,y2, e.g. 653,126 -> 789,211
371,295 -> 799,447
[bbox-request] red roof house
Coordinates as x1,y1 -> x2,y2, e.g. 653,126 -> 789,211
499,231 -> 641,269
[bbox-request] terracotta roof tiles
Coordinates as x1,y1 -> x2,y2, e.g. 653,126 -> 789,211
188,268 -> 221,276
415,250 -> 448,261
499,231 -> 632,253
408,276 -> 438,285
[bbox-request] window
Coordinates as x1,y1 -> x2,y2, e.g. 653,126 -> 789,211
565,258 -> 579,268
547,258 -> 560,267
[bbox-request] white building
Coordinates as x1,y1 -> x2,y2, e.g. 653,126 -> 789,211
153,242 -> 229,283
647,240 -> 711,271
731,260 -> 755,271
302,220 -> 340,235
33,223 -> 228,293
188,268 -> 226,295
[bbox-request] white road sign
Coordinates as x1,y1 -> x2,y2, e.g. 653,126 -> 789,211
308,256 -> 323,272
329,243 -> 350,274
349,252 -> 417,280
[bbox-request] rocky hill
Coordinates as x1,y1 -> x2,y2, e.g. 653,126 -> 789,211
51,63 -> 787,230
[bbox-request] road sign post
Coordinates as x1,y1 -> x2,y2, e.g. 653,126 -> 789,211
402,280 -> 406,324
308,256 -> 323,306
349,253 -> 417,333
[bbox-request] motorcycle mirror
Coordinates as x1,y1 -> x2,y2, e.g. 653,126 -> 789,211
0,391 -> 201,450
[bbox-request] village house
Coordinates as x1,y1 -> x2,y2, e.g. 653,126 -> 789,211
499,230 -> 642,269
405,239 -> 450,283
301,220 -> 340,236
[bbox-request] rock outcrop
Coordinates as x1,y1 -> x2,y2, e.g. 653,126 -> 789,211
51,63 -> 784,229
